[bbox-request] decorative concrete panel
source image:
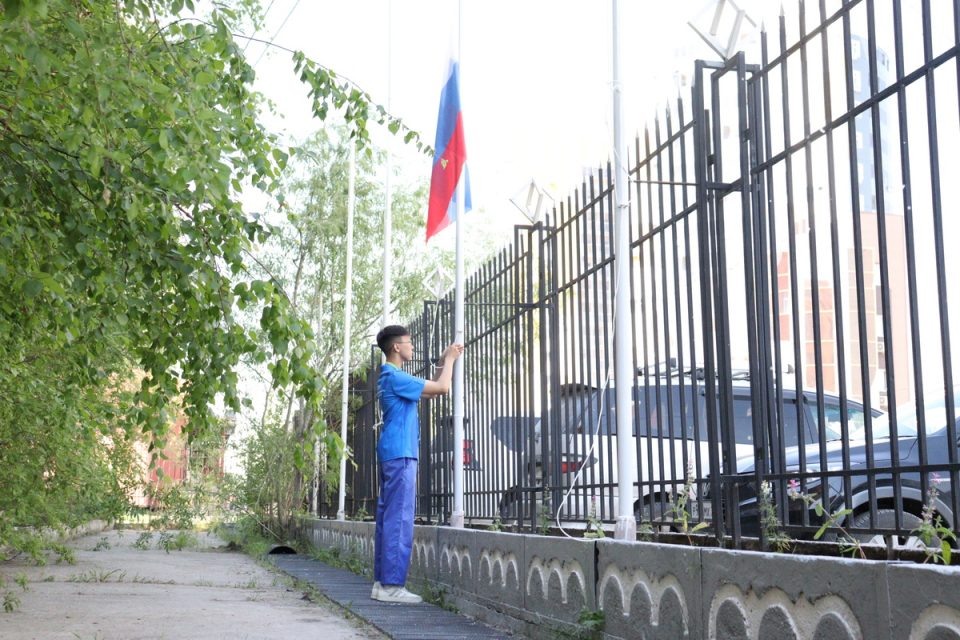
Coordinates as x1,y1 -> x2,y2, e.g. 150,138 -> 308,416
474,530 -> 525,613
408,525 -> 439,586
522,536 -> 595,625
596,539 -> 701,640
437,527 -> 480,592
296,519 -> 960,640
887,563 -> 960,640
701,549 -> 884,640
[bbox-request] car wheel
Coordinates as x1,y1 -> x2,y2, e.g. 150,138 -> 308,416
498,486 -> 522,525
850,509 -> 927,549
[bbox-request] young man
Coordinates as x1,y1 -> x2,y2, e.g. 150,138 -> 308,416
371,325 -> 463,604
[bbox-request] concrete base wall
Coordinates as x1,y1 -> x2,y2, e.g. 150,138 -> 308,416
297,519 -> 960,640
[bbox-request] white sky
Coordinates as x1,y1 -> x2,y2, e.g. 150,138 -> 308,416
245,0 -> 780,230
223,1 -> 960,470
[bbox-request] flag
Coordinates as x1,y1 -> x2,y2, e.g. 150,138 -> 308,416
426,60 -> 471,242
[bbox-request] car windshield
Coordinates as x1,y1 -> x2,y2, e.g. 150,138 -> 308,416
557,384 -> 711,441
866,387 -> 960,439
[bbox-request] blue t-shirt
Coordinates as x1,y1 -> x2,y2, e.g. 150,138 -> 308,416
377,363 -> 426,461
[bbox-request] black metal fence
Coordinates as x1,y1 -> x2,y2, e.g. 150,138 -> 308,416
342,0 -> 960,551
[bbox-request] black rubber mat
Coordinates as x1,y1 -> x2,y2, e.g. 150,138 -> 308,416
270,555 -> 513,639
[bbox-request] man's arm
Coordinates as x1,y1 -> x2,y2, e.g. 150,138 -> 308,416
422,343 -> 464,397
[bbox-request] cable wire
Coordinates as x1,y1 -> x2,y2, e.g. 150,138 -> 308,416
252,0 -> 302,68
242,0 -> 276,53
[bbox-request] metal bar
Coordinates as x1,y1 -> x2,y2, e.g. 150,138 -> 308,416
798,0 -> 835,530
637,129 -> 658,523
644,124 -> 669,518
776,8 -> 812,530
677,93 -> 708,532
817,0 -> 855,522
866,0 -> 904,532
693,60 -> 725,544
664,104 -> 691,522
709,60 -> 742,546
921,0 -> 959,528
599,164 -> 617,521
840,2 -> 879,529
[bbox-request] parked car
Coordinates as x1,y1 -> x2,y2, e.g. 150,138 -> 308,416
729,388 -> 959,544
427,415 -> 482,473
498,369 -> 881,528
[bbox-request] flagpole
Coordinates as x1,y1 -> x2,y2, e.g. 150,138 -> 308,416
382,0 -> 393,329
337,140 -> 357,521
612,0 -> 637,541
450,0 -> 466,530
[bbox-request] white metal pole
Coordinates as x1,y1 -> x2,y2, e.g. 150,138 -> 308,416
382,0 -> 393,329
449,0 -> 466,531
337,140 -> 357,521
612,0 -> 637,541
451,175 -> 466,528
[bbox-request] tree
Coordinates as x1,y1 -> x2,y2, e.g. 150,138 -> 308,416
235,128 -> 452,522
0,0 -> 428,560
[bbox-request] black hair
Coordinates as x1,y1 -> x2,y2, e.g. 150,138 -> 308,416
376,325 -> 409,354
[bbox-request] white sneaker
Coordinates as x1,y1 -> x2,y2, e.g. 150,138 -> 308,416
374,585 -> 422,604
370,581 -> 382,599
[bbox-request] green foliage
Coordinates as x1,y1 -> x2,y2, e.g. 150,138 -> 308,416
758,481 -> 792,552
66,569 -> 126,583
215,515 -> 277,557
308,543 -> 369,578
538,494 -> 553,535
231,409 -> 322,537
667,465 -> 710,541
0,0 -> 425,558
92,537 -> 111,552
422,584 -> 457,613
912,478 -> 957,565
156,530 -> 196,553
787,480 -> 864,559
234,129 -> 450,534
2,591 -> 20,613
0,572 -> 28,613
576,608 -> 605,639
293,56 -> 431,158
133,531 -> 153,550
351,505 -> 370,522
583,497 -> 605,539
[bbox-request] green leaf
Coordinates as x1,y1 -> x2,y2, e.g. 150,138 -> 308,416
22,278 -> 43,298
814,522 -> 830,540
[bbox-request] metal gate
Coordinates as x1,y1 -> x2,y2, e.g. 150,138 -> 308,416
347,0 -> 960,551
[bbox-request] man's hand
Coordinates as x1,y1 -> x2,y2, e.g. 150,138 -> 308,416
442,343 -> 465,362
423,343 -> 464,397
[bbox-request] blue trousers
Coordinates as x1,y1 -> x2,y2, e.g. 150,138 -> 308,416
374,457 -> 417,586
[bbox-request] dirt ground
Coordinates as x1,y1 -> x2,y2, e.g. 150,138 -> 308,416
0,528 -> 387,640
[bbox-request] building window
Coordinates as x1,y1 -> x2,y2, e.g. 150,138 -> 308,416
877,335 -> 886,370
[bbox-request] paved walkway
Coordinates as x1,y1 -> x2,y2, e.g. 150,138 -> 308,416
0,529 -> 386,639
270,554 -> 513,640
